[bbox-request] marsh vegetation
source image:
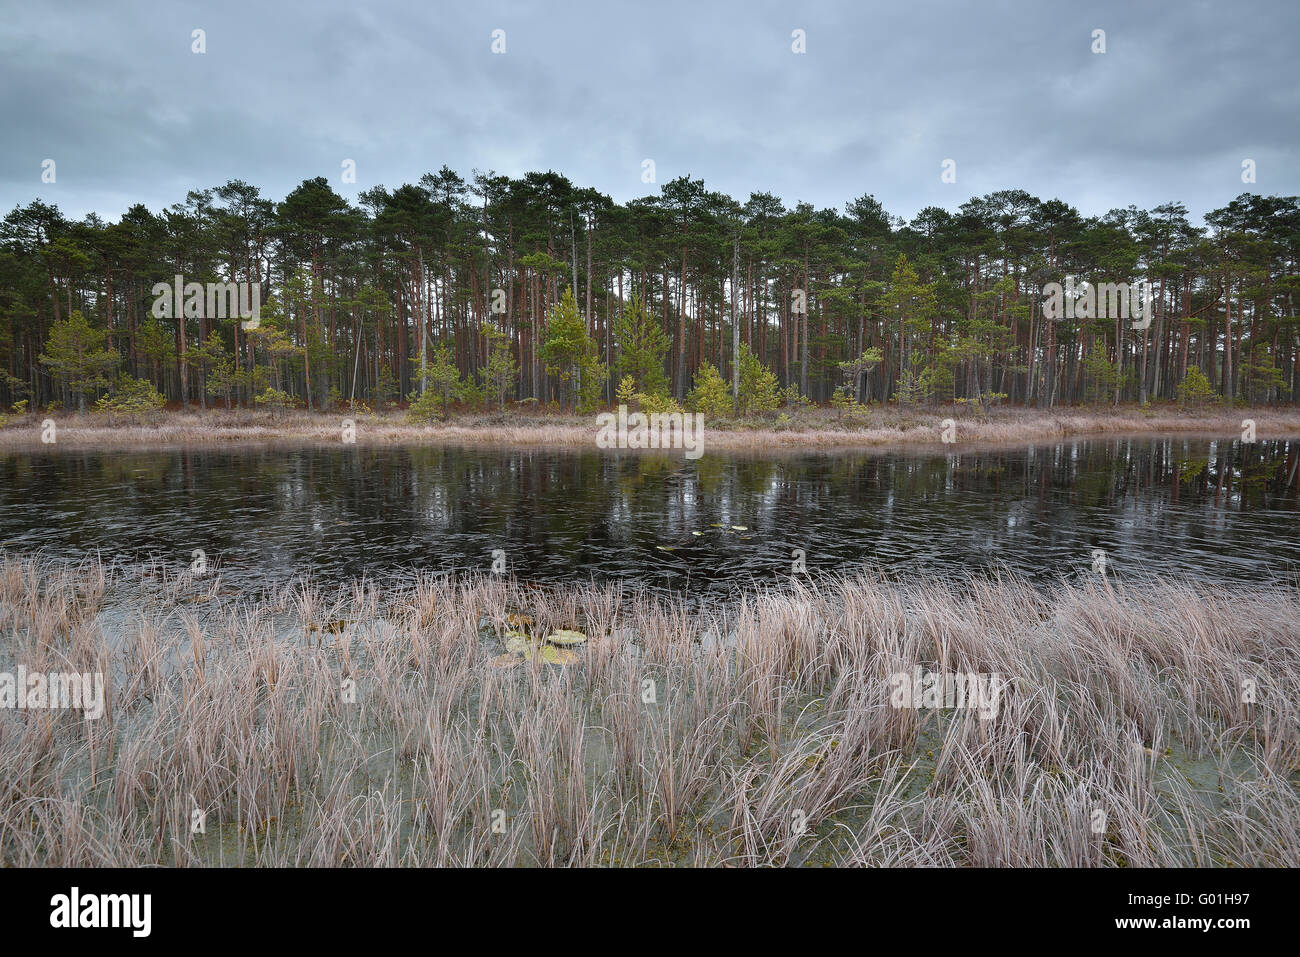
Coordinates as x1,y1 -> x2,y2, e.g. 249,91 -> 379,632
2,554 -> 1297,866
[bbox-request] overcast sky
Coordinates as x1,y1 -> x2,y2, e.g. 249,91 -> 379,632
2,0 -> 1296,225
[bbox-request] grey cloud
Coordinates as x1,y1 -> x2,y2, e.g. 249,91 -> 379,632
2,0 -> 1295,224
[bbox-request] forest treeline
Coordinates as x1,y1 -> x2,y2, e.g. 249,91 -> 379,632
1,169 -> 1297,416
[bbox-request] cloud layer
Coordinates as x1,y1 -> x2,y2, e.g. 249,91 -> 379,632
2,0 -> 1295,223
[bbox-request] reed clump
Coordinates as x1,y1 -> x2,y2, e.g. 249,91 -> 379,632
0,553 -> 1296,867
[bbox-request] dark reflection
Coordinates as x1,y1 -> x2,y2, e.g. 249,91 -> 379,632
0,437 -> 1296,594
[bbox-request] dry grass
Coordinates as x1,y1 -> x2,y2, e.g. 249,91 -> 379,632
2,404 -> 1297,453
1,553 -> 1297,867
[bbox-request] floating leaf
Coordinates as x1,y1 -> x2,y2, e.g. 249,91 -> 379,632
540,645 -> 578,665
306,618 -> 351,634
546,629 -> 587,646
515,643 -> 579,666
504,634 -> 533,654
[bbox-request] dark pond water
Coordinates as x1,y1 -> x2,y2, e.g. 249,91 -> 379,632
0,437 -> 1297,595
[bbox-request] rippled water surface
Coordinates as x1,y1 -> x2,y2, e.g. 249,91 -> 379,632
1,437 -> 1297,594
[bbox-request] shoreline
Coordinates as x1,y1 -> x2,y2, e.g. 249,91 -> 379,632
2,405 -> 1298,453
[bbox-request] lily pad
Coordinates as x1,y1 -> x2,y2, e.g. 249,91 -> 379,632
504,634 -> 533,654
515,644 -> 579,665
546,629 -> 587,646
539,645 -> 579,665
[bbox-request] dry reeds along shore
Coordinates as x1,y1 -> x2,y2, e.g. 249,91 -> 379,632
1,552 -> 1297,867
2,405 -> 1298,450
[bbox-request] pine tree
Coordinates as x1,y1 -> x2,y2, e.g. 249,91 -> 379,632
687,361 -> 733,416
881,255 -> 938,405
1176,366 -> 1216,406
481,321 -> 518,413
540,288 -> 602,412
838,347 -> 884,403
410,342 -> 465,420
736,343 -> 780,414
201,339 -> 238,409
39,310 -> 119,412
612,295 -> 670,399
